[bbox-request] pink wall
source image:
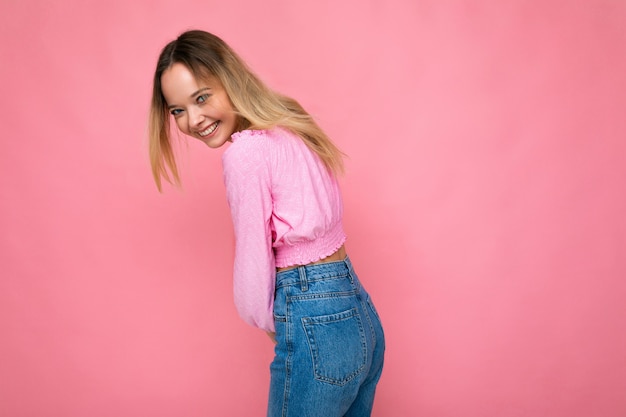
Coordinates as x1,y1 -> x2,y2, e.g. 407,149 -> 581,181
1,1 -> 625,416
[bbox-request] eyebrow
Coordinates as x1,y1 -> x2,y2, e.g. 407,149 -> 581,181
167,87 -> 211,110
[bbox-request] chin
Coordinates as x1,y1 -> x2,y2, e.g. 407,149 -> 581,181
202,135 -> 229,149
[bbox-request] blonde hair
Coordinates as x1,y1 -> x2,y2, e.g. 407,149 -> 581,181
149,30 -> 344,191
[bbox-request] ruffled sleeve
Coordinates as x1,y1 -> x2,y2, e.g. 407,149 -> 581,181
222,131 -> 276,332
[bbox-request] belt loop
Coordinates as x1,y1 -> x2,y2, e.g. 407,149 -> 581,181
298,266 -> 308,292
344,256 -> 354,284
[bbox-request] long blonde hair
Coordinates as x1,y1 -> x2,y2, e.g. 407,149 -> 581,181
149,30 -> 344,191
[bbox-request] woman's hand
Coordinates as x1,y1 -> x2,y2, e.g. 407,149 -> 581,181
266,331 -> 277,344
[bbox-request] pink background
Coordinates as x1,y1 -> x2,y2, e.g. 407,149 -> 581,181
1,1 -> 625,416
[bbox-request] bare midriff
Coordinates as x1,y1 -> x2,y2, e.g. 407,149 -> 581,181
276,245 -> 347,272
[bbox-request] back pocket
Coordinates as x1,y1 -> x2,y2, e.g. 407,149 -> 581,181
301,308 -> 367,386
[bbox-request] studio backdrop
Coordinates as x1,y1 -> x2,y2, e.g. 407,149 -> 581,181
1,1 -> 625,416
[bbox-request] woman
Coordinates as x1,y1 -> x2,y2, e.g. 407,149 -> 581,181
148,30 -> 384,416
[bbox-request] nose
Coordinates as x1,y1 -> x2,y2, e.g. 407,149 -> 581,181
187,106 -> 205,130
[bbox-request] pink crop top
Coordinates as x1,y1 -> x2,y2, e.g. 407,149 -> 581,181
222,127 -> 346,332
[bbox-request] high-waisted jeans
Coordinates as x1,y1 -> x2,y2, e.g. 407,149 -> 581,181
268,257 -> 385,417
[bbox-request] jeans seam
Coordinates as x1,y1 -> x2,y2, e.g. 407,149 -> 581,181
352,270 -> 377,347
290,290 -> 356,301
282,289 -> 293,417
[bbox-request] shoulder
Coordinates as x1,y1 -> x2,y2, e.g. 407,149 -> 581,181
223,127 -> 298,166
230,127 -> 297,148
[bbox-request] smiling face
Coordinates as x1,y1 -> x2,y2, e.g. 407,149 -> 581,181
160,63 -> 238,148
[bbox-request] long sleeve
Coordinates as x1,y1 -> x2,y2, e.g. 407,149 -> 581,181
222,136 -> 276,332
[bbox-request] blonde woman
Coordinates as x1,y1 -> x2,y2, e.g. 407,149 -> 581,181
149,30 -> 385,417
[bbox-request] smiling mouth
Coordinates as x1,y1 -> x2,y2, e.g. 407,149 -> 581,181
198,121 -> 220,137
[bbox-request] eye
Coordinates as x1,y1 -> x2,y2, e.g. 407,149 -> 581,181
197,94 -> 210,104
170,108 -> 183,117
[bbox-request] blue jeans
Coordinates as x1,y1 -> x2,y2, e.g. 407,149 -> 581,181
268,257 -> 385,417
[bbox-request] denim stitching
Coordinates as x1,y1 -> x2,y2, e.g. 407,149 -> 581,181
282,286 -> 293,417
290,290 -> 356,301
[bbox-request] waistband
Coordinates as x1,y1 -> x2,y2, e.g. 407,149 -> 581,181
275,256 -> 354,289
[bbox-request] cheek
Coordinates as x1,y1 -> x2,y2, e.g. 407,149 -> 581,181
174,117 -> 190,134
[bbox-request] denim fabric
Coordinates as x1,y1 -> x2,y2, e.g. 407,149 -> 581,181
268,257 -> 385,417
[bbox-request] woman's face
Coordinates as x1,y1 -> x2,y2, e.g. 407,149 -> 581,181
160,63 -> 238,148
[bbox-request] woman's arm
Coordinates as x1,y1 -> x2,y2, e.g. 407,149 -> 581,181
222,134 -> 277,332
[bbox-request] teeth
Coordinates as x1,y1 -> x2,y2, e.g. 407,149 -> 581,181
199,122 -> 219,137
